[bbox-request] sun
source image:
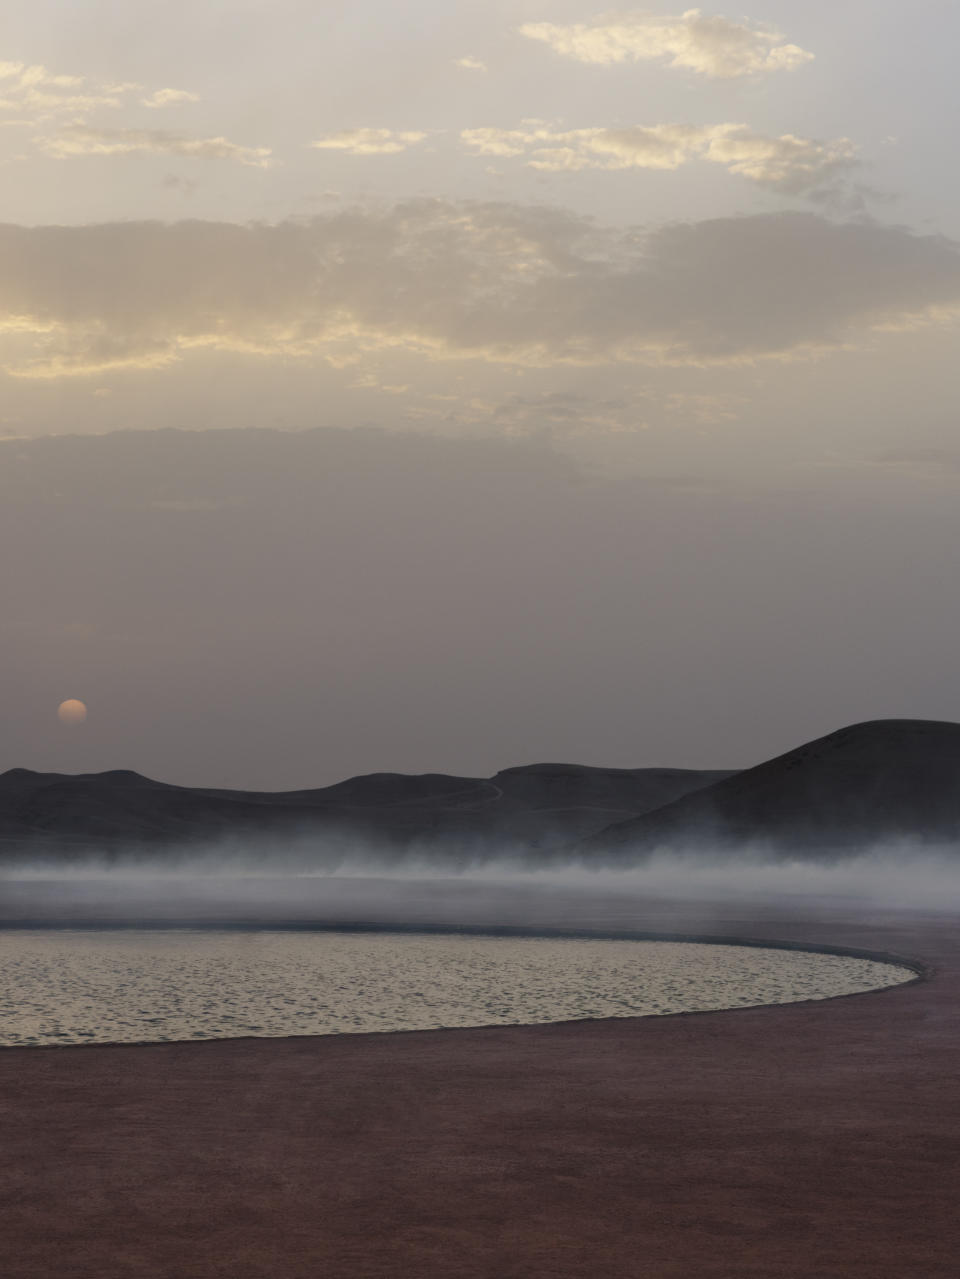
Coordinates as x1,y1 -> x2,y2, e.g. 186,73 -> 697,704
57,699 -> 88,725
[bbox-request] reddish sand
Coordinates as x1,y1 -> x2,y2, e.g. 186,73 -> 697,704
1,898 -> 958,1278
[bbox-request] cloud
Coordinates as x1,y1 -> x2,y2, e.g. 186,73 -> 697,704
0,56 -> 202,142
309,128 -> 427,155
549,123 -> 710,171
519,9 -> 813,78
454,56 -> 488,72
425,388 -> 646,437
462,122 -> 707,170
37,127 -> 273,167
142,88 -> 201,109
0,204 -> 957,378
459,127 -> 538,159
0,62 -> 133,122
701,126 -> 858,198
461,123 -> 859,197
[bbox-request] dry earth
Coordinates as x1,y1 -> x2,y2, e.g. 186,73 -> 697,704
1,888 -> 957,1278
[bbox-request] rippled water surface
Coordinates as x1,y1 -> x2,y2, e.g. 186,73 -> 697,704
0,931 -> 913,1047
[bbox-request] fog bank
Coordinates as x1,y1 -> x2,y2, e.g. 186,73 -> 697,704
2,843 -> 959,931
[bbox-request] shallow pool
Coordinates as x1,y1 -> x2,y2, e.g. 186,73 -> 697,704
0,929 -> 913,1047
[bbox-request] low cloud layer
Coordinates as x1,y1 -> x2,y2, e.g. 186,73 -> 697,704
309,128 -> 428,155
38,126 -> 272,166
704,127 -> 858,199
0,59 -> 134,123
142,89 -> 201,109
463,123 -> 858,198
0,203 -> 957,377
0,53 -> 230,171
0,57 -> 195,126
519,9 -> 814,78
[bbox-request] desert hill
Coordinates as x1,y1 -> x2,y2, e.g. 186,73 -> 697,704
581,719 -> 960,858
6,719 -> 960,866
0,761 -> 731,865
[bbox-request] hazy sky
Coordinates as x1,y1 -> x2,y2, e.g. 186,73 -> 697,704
3,3 -> 960,787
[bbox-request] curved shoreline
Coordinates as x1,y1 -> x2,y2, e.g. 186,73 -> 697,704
0,923 -> 921,1052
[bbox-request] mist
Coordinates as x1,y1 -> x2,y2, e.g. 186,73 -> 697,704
3,840 -> 959,935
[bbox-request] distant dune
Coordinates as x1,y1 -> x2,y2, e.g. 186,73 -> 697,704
580,720 -> 960,858
6,719 -> 960,866
0,760 -> 730,865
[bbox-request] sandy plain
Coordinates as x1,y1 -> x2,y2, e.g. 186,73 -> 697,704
0,879 -> 957,1278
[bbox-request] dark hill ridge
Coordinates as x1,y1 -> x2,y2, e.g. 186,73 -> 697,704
0,761 -> 731,864
5,719 -> 959,865
579,719 -> 960,858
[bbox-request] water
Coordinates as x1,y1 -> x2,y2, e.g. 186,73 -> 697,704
0,930 -> 912,1047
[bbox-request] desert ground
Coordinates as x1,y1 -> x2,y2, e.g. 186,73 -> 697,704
1,881 -> 957,1278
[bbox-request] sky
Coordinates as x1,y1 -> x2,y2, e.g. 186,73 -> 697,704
2,2 -> 960,788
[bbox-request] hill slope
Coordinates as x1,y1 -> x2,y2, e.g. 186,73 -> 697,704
0,762 -> 731,865
10,719 -> 958,866
580,720 -> 960,858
